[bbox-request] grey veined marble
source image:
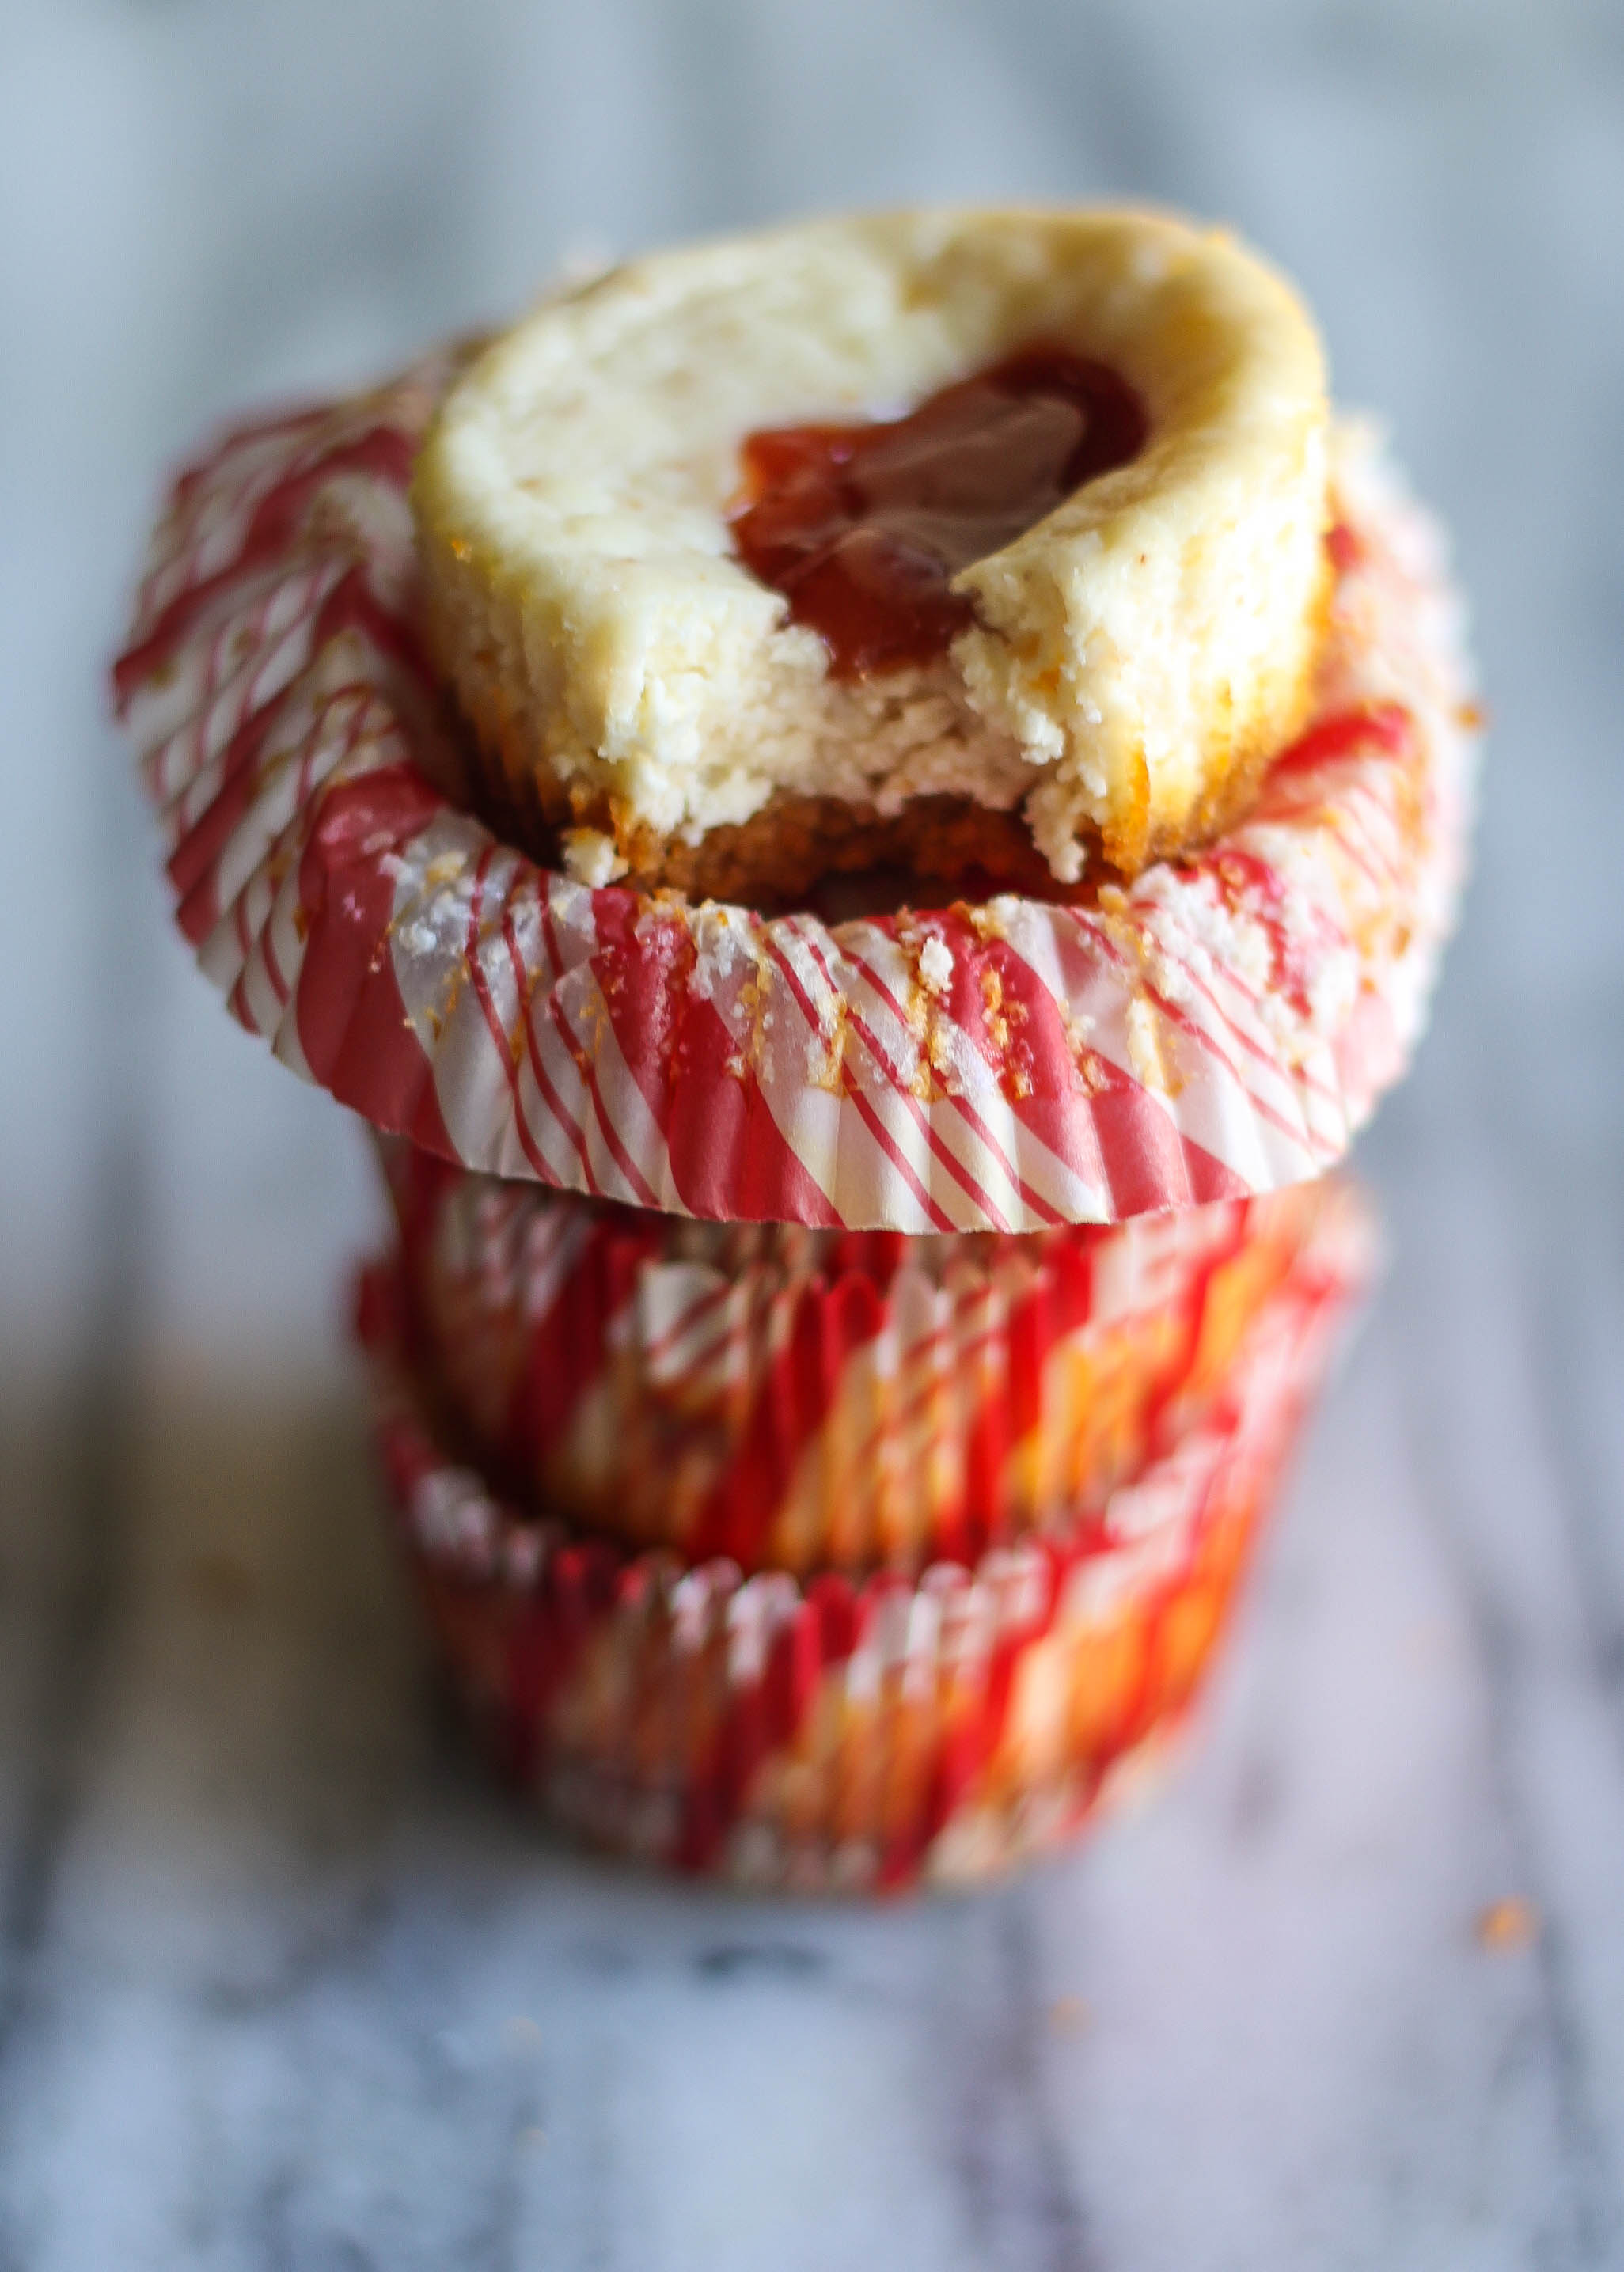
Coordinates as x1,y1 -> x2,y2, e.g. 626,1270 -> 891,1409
2,1 -> 1623,2265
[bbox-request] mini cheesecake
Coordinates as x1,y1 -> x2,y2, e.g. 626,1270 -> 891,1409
412,207 -> 1330,899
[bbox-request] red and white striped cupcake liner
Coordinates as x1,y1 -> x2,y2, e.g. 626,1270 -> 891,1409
357,1178 -> 1374,1890
381,1139 -> 1367,1580
115,357 -> 1478,1234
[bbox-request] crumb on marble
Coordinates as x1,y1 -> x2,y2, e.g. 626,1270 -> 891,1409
1476,1896 -> 1539,1952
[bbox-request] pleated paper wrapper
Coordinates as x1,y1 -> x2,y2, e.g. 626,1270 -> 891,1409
115,357 -> 1478,1232
356,1178 -> 1375,1890
381,1137 -> 1364,1580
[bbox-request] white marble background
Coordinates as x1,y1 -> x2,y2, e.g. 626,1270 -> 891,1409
2,2 -> 1622,2265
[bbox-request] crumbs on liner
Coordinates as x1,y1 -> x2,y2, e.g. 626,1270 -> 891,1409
917,934 -> 954,997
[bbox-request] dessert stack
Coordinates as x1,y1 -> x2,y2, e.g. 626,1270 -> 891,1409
116,211 -> 1477,1889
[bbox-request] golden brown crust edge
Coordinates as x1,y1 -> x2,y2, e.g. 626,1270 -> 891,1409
419,512 -> 1331,907
440,655 -> 1326,911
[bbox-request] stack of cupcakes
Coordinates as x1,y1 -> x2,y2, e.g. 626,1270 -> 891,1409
116,211 -> 1478,1890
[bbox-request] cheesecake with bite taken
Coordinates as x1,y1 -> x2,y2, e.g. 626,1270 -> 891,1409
412,207 -> 1331,901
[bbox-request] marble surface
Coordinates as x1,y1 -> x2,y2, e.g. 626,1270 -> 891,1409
2,2 -> 1623,2264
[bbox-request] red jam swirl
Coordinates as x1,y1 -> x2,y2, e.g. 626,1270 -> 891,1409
729,345 -> 1148,677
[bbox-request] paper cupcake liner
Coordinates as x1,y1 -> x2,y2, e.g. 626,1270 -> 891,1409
356,1198 -> 1372,1890
116,357 -> 1478,1233
380,1136 -> 1370,1579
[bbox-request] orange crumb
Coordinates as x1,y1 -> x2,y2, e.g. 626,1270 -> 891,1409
1476,1896 -> 1539,1951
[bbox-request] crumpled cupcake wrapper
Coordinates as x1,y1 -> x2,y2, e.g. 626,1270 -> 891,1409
381,1134 -> 1370,1580
115,352 -> 1478,1232
356,1186 -> 1373,1890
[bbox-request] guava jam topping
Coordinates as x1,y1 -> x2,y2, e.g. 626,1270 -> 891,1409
730,345 -> 1147,677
